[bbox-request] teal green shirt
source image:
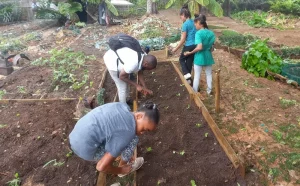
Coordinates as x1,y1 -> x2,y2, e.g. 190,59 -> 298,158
194,29 -> 216,66
182,19 -> 196,46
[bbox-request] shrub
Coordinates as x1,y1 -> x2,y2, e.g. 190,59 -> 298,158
270,0 -> 300,16
219,30 -> 258,49
242,39 -> 283,77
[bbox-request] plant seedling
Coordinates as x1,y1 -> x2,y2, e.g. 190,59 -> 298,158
205,133 -> 209,137
186,104 -> 190,109
190,180 -> 196,186
196,123 -> 202,128
0,89 -> 6,99
17,86 -> 26,93
43,159 -> 65,168
164,106 -> 169,110
66,151 -> 73,158
7,173 -> 21,186
179,150 -> 185,155
146,147 -> 153,152
16,113 -> 20,117
176,93 -> 181,97
152,72 -> 155,74
180,84 -> 184,86
89,81 -> 93,87
0,124 -> 7,128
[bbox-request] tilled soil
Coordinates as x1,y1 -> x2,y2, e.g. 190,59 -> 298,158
0,100 -> 96,186
136,63 -> 240,186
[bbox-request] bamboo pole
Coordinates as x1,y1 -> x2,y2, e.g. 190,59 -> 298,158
0,98 -> 77,104
133,100 -> 138,186
215,69 -> 221,113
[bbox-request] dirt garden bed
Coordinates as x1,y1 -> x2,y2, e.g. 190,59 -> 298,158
136,63 -> 242,186
0,100 -> 96,186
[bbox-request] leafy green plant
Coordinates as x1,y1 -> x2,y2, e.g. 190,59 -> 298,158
58,2 -> 82,21
0,89 -> 6,99
242,39 -> 283,78
6,173 -> 21,186
165,0 -> 223,17
0,124 -> 7,128
190,180 -> 197,186
0,37 -> 26,55
22,32 -> 42,42
32,48 -> 94,90
97,88 -> 105,106
17,86 -> 26,94
66,151 -> 73,158
273,130 -> 283,142
195,123 -> 202,128
86,0 -> 118,16
179,150 -> 185,155
278,46 -> 300,59
219,30 -> 258,49
146,147 -> 153,152
279,98 -> 297,108
270,0 -> 300,16
43,159 -> 65,168
205,133 -> 209,137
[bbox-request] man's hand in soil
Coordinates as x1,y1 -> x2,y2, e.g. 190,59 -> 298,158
136,85 -> 153,95
141,88 -> 153,96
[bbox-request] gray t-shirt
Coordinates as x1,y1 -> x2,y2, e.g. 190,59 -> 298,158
69,102 -> 136,161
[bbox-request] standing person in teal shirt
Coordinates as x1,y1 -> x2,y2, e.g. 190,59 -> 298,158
184,15 -> 215,95
172,4 -> 196,85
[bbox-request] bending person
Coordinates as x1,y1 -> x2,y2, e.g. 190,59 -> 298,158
69,101 -> 160,177
184,15 -> 216,96
104,45 -> 157,104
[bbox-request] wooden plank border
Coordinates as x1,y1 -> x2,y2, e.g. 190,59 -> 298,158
171,61 -> 244,175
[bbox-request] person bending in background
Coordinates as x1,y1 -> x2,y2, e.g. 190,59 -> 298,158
184,15 -> 216,96
69,101 -> 160,177
172,4 -> 196,85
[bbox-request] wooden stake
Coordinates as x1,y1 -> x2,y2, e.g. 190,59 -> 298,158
215,69 -> 221,113
133,100 -> 138,186
96,172 -> 106,186
98,68 -> 108,89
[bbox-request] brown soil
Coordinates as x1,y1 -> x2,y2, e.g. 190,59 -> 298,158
0,57 -> 105,99
0,100 -> 96,186
103,73 -> 117,103
136,63 -> 241,186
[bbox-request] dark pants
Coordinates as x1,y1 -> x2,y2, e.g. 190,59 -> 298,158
179,45 -> 196,75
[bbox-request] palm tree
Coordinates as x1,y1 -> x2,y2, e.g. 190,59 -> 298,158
165,0 -> 223,17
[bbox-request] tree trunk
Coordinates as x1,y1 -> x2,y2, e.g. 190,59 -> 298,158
225,0 -> 230,17
151,2 -> 158,14
146,0 -> 152,14
147,0 -> 158,14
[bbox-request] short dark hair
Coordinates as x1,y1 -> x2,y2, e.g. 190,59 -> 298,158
180,4 -> 191,18
138,101 -> 160,125
144,54 -> 157,69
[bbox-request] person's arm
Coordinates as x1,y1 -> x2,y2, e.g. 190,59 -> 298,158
119,69 -> 143,92
96,152 -> 131,174
184,44 -> 203,56
138,71 -> 153,95
172,32 -> 187,53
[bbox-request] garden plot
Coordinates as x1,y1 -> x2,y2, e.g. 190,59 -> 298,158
136,63 -> 241,186
0,100 -> 96,186
200,49 -> 300,184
